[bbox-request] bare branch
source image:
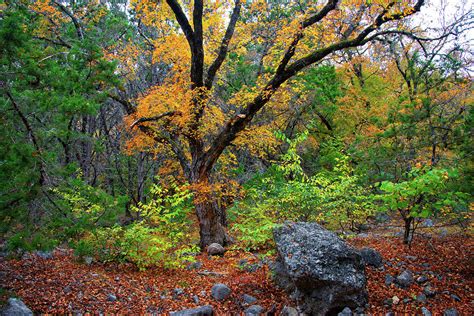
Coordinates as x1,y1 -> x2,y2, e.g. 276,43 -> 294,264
130,111 -> 180,128
205,0 -> 242,89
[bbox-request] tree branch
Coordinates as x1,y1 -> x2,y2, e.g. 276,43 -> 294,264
202,0 -> 426,172
130,111 -> 180,128
165,0 -> 195,51
205,0 -> 242,89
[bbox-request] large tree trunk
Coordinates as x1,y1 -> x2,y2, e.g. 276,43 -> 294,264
195,198 -> 229,249
189,162 -> 230,249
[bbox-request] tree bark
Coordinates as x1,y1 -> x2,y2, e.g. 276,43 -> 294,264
195,198 -> 229,249
403,216 -> 413,245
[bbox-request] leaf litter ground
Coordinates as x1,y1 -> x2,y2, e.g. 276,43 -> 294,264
1,234 -> 472,314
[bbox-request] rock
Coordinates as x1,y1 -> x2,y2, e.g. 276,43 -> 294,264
193,295 -> 199,304
423,285 -> 436,297
450,294 -> 461,302
416,293 -> 427,303
170,305 -> 213,316
359,248 -> 383,268
421,263 -> 431,268
107,294 -> 117,302
187,261 -> 202,270
207,243 -> 225,256
396,270 -> 413,288
443,308 -> 459,316
439,228 -> 448,238
242,294 -> 257,305
416,275 -> 429,284
421,307 -> 432,316
211,283 -> 231,301
405,255 -> 417,261
392,296 -> 400,305
279,306 -> 299,316
244,305 -> 264,316
337,307 -> 353,316
383,298 -> 393,306
84,256 -> 93,265
272,222 -> 367,315
385,312 -> 395,316
422,219 -> 434,227
34,250 -> 53,259
1,298 -> 33,316
375,213 -> 390,223
173,288 -> 185,296
384,274 -> 395,286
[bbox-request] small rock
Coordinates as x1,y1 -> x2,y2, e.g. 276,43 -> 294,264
392,296 -> 400,305
402,298 -> 411,304
383,298 -> 393,306
187,261 -> 202,270
173,287 -> 184,300
211,283 -> 231,301
405,255 -> 417,261
439,228 -> 448,238
396,270 -> 413,288
34,250 -> 53,259
450,294 -> 461,302
423,285 -> 436,297
1,298 -> 33,315
395,261 -> 406,267
207,243 -> 225,256
84,257 -> 93,265
244,305 -> 264,316
443,308 -> 459,316
416,275 -> 429,283
193,295 -> 199,304
375,213 -> 390,223
416,293 -> 427,303
421,307 -> 432,316
384,274 -> 395,286
359,248 -> 383,268
337,307 -> 353,316
279,306 -> 299,316
107,294 -> 117,302
421,263 -> 431,268
422,219 -> 434,227
170,305 -> 213,316
242,294 -> 257,305
385,312 -> 395,316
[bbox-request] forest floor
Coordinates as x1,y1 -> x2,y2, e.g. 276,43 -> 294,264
0,225 -> 473,315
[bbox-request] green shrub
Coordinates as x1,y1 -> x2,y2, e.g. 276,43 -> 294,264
71,181 -> 198,270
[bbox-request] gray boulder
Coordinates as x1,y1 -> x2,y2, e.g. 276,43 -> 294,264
443,308 -> 459,316
396,270 -> 413,288
170,305 -> 213,316
244,305 -> 264,316
337,307 -> 353,316
279,306 -> 299,316
207,243 -> 225,256
211,283 -> 231,301
359,248 -> 383,268
272,222 -> 368,315
421,307 -> 432,316
242,294 -> 257,305
34,251 -> 53,260
1,298 -> 33,316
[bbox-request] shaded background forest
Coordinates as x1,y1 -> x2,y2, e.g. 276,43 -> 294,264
0,0 -> 472,268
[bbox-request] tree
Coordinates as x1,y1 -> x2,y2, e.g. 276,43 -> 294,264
127,0 -> 428,248
377,167 -> 470,245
